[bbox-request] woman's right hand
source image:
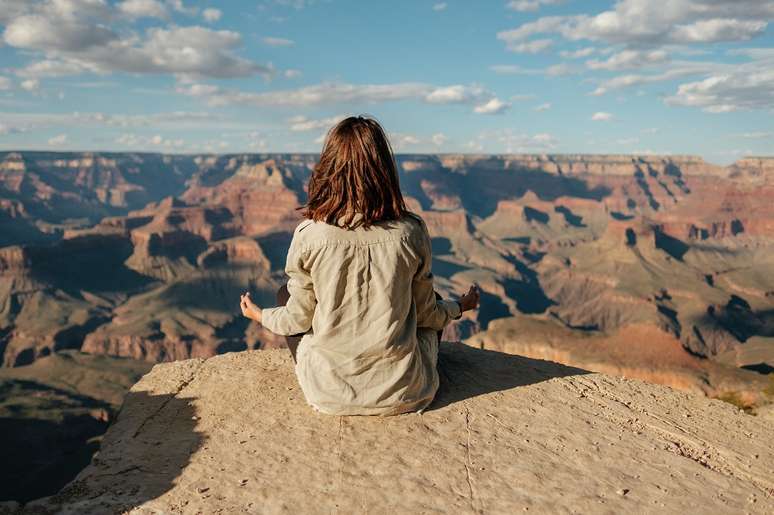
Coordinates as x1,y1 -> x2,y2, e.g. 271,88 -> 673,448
458,284 -> 480,312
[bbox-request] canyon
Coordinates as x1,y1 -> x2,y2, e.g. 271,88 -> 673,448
1,150 -> 773,502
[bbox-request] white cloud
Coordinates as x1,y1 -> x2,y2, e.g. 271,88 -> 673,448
202,8 -> 222,22
545,63 -> 574,76
263,36 -> 294,47
287,115 -> 344,132
473,98 -> 511,115
534,102 -> 551,111
16,60 -> 95,79
505,38 -> 553,54
589,62 -> 719,95
0,110 -> 243,132
167,0 -> 198,16
389,132 -> 421,149
432,2 -> 447,11
431,133 -> 447,146
560,47 -> 595,58
468,129 -> 558,153
2,3 -> 271,79
0,76 -> 11,90
733,132 -> 773,139
117,0 -> 168,19
490,65 -> 537,75
506,0 -> 563,12
283,69 -> 302,79
616,137 -> 639,145
586,49 -> 669,71
4,12 -> 116,52
116,132 -> 185,149
665,69 -> 774,112
20,79 -> 39,91
48,133 -> 68,145
497,1 -> 774,47
177,82 -> 504,114
425,85 -> 490,104
489,63 -> 574,76
591,111 -> 613,121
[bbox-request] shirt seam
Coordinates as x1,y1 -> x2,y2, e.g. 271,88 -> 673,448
292,234 -> 423,253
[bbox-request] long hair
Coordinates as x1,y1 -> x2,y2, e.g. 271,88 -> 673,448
300,115 -> 408,230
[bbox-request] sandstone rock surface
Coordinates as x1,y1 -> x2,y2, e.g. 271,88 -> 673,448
29,343 -> 774,514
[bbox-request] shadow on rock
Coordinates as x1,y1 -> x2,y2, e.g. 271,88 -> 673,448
30,391 -> 204,514
427,342 -> 590,411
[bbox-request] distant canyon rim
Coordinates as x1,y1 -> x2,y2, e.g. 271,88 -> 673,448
1,151 -> 773,406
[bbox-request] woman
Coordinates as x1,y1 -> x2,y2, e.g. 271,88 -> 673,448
239,115 -> 479,416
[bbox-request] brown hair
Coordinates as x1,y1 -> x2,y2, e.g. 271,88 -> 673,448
300,115 -> 407,230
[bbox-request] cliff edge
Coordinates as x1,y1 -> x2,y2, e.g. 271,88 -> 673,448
21,343 -> 774,514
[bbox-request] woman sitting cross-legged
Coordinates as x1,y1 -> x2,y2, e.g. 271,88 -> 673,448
239,115 -> 479,416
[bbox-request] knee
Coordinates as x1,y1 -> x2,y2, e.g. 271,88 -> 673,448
276,283 -> 290,306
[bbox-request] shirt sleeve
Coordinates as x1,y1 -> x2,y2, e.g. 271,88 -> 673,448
412,219 -> 462,331
261,231 -> 317,336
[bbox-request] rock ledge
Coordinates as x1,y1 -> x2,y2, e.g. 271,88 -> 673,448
25,343 -> 774,514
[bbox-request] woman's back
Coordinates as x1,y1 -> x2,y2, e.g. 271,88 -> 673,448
240,115 -> 478,416
261,212 -> 462,415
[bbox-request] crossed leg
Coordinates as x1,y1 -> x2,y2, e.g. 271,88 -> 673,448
276,284 -> 302,364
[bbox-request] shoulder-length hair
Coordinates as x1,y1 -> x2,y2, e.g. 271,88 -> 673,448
300,115 -> 407,230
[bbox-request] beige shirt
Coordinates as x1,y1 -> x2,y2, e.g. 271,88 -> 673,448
261,212 -> 461,416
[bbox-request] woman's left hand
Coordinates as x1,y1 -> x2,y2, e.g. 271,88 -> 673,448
240,292 -> 262,323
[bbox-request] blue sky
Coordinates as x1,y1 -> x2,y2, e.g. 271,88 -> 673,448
0,0 -> 772,164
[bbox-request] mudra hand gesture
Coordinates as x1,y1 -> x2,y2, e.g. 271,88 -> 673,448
458,284 -> 480,312
240,291 -> 262,323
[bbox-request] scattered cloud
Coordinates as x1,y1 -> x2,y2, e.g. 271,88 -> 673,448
733,132 -> 773,139
287,115 -> 344,132
177,81 -> 508,115
283,69 -> 302,79
20,79 -> 40,91
665,69 -> 774,112
473,98 -> 511,114
505,38 -> 553,54
506,0 -> 563,12
490,63 -> 574,76
115,133 -> 185,149
389,132 -> 421,149
0,77 -> 11,90
467,129 -> 558,153
0,110 -> 248,132
591,111 -> 613,121
48,133 -> 68,146
202,8 -> 222,22
586,49 -> 669,71
431,133 -> 447,146
433,3 -> 447,11
0,123 -> 26,136
534,102 -> 551,111
589,62 -> 718,95
2,3 -> 271,79
117,0 -> 169,19
497,1 -> 774,47
560,47 -> 595,59
262,36 -> 295,47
